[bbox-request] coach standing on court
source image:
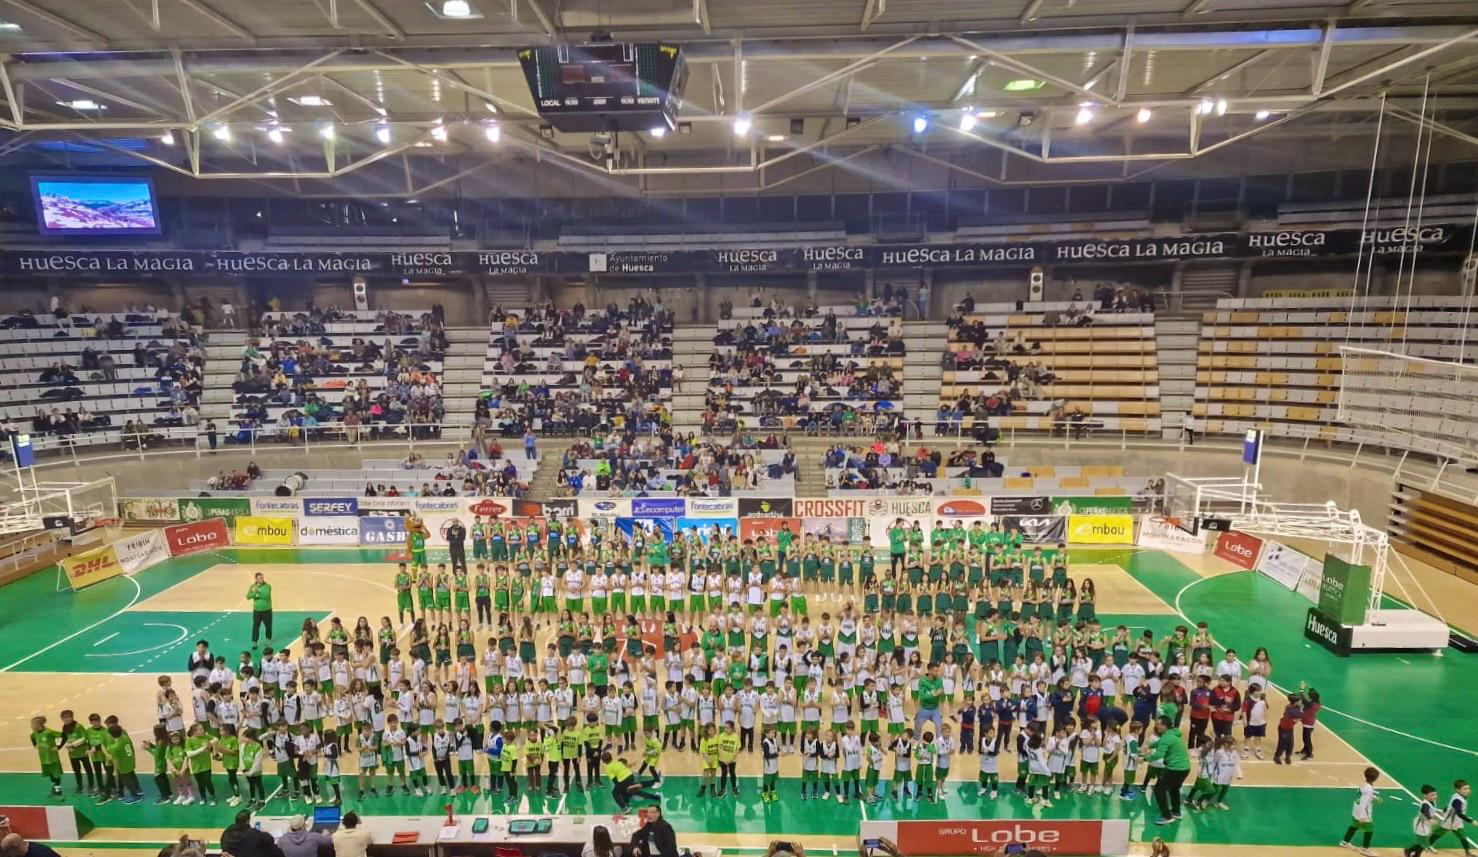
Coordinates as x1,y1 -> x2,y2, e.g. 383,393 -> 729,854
446,519 -> 468,572
1146,716 -> 1191,825
247,572 -> 273,649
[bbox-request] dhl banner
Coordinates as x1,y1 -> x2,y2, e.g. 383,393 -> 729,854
61,544 -> 126,590
1067,514 -> 1136,545
234,516 -> 297,545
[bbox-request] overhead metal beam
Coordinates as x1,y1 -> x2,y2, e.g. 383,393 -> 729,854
745,36 -> 920,116
317,73 -> 388,117
694,0 -> 709,35
1182,0 -> 1215,17
49,78 -> 174,116
860,0 -> 884,32
0,59 -> 22,127
1385,103 -> 1478,149
1115,28 -> 1133,103
172,0 -> 255,43
371,50 -> 543,118
1318,28 -> 1478,100
1018,0 -> 1046,25
948,34 -> 1113,106
1183,49 -> 1274,95
171,47 -> 197,123
191,50 -> 345,126
523,0 -> 556,39
0,0 -> 106,44
349,0 -> 405,40
1312,21 -> 1336,95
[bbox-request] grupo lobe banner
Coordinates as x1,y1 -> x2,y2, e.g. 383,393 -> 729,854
4,223 -> 1468,278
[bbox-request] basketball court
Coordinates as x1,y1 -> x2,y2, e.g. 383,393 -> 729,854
3,544 -> 1472,857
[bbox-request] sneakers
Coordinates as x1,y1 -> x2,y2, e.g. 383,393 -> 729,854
1358,850 -> 1377,857
1154,817 -> 1176,826
415,788 -> 425,797
121,794 -> 142,804
977,787 -> 988,796
990,790 -> 998,800
155,796 -> 173,805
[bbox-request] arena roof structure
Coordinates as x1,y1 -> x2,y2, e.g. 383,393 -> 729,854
0,0 -> 1474,191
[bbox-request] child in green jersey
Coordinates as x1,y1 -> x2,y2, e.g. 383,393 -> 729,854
29,715 -> 63,798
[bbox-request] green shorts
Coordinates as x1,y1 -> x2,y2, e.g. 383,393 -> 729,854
566,597 -> 584,613
650,595 -> 665,612
397,592 -> 413,610
592,596 -> 609,615
631,595 -> 647,613
1348,819 -> 1372,831
41,761 -> 62,779
610,592 -> 626,612
411,549 -> 428,566
708,595 -> 722,610
690,594 -> 705,612
1080,761 -> 1099,774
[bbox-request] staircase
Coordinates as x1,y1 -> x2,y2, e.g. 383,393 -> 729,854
671,324 -> 716,433
523,438 -> 577,498
201,329 -> 248,424
1155,314 -> 1202,441
902,320 -> 950,426
441,327 -> 491,429
484,282 -> 532,321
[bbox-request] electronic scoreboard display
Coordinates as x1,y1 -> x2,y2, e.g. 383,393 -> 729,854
518,43 -> 687,132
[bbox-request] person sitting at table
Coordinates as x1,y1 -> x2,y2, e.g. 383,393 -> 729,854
331,813 -> 371,857
582,826 -> 623,857
630,806 -> 679,857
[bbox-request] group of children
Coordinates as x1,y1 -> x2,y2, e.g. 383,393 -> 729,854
19,516 -> 1471,855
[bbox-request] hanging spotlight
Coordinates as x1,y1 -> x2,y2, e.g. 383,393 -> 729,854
483,122 -> 501,143
959,111 -> 977,132
160,130 -> 176,145
212,125 -> 231,141
431,123 -> 448,142
1074,106 -> 1094,125
1255,109 -> 1271,121
1215,98 -> 1228,116
648,125 -> 667,138
912,115 -> 929,134
1196,99 -> 1214,116
732,115 -> 751,136
1136,107 -> 1153,124
267,126 -> 285,145
318,124 -> 335,140
376,124 -> 392,144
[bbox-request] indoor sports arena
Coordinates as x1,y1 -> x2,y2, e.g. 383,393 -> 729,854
1,3 -> 1476,857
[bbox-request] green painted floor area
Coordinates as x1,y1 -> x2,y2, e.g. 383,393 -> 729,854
5,546 -> 1475,852
15,610 -> 327,673
4,772 -> 1430,850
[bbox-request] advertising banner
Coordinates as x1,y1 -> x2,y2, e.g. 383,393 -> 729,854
1319,553 -> 1373,626
1136,517 -> 1208,554
358,496 -> 414,512
858,818 -> 1129,856
990,496 -> 1053,516
1002,515 -> 1068,545
1305,607 -> 1355,655
250,498 -> 303,517
302,498 -> 359,517
861,497 -> 936,519
61,544 -> 125,591
297,516 -> 362,545
1213,530 -> 1264,570
793,498 -> 868,518
113,529 -> 170,574
675,517 -> 737,543
933,498 -> 989,518
165,518 -> 230,556
540,498 -> 579,518
1296,560 -> 1325,604
1053,495 -> 1134,515
466,497 -> 514,519
579,498 -> 632,518
738,498 -> 794,518
120,497 -> 180,524
632,498 -> 687,518
179,497 -> 251,524
1257,541 -> 1315,592
234,516 -> 296,546
1067,514 -> 1136,545
359,515 -> 408,546
411,497 -> 464,516
685,496 -> 738,518
617,517 -> 675,543
740,516 -> 802,542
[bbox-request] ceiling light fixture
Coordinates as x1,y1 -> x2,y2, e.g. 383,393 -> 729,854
431,123 -> 448,142
291,95 -> 330,107
1255,109 -> 1271,121
766,134 -> 786,142
267,126 -> 285,144
649,125 -> 667,138
1074,106 -> 1094,126
160,130 -> 176,145
57,99 -> 102,111
212,125 -> 231,141
318,124 -> 335,140
1003,78 -> 1045,92
733,115 -> 752,136
912,115 -> 929,134
1215,98 -> 1228,116
0,20 -> 21,31
376,124 -> 392,144
441,0 -> 473,17
1196,99 -> 1214,116
959,111 -> 977,132
1136,107 -> 1153,124
483,122 -> 501,143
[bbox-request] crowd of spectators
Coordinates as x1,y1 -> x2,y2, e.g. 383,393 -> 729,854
822,440 -> 1004,492
229,308 -> 446,443
719,289 -> 908,321
362,447 -> 529,498
476,299 -> 673,440
551,429 -> 798,497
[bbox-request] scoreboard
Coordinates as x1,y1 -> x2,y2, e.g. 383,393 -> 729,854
518,42 -> 688,132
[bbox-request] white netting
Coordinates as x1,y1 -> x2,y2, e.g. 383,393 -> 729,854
1338,345 -> 1478,464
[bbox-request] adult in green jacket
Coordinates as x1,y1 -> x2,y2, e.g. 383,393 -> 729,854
246,572 -> 273,648
1146,717 -> 1192,825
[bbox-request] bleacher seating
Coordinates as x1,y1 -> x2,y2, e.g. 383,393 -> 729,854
0,310 -> 203,453
820,443 -> 1149,496
1191,296 -> 1478,449
187,455 -> 534,497
230,308 -> 446,440
476,301 -> 673,437
706,302 -> 906,434
939,303 -> 1161,436
551,435 -> 797,497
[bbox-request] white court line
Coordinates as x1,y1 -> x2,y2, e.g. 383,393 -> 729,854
0,574 -> 142,672
1171,574 -> 1478,760
83,623 -> 189,659
92,632 -> 119,647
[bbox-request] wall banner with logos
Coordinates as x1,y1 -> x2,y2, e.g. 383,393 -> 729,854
121,497 -> 181,524
1137,516 -> 1209,554
858,818 -> 1129,857
1002,515 -> 1068,545
234,516 -> 297,546
113,529 -> 171,574
685,497 -> 739,518
1257,540 -> 1317,593
359,515 -> 408,546
1213,530 -> 1265,570
1067,514 -> 1136,545
165,519 -> 231,556
990,496 -> 1053,515
61,544 -> 126,591
297,516 -> 362,545
251,498 -> 304,517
